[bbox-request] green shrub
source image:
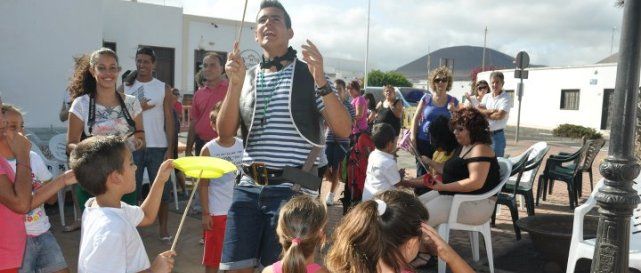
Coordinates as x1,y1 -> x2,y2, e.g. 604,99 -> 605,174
552,124 -> 603,139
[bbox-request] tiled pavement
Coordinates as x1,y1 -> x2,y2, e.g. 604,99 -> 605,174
49,130 -> 610,273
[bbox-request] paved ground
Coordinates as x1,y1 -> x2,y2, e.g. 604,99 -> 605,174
47,126 -> 612,273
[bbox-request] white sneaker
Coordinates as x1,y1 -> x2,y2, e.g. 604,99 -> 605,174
325,192 -> 335,206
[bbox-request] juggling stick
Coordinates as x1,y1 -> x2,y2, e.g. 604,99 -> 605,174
171,169 -> 203,252
235,0 -> 249,47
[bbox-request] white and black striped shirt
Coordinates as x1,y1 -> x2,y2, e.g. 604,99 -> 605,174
243,63 -> 325,169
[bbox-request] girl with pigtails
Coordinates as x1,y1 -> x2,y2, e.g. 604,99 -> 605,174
326,190 -> 474,273
262,195 -> 329,273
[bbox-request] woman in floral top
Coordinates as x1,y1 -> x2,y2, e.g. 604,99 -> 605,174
67,48 -> 144,210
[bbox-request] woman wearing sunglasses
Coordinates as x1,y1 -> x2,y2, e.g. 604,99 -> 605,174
410,66 -> 459,193
464,80 -> 489,107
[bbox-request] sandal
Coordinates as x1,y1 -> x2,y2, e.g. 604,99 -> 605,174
62,221 -> 81,232
159,235 -> 173,245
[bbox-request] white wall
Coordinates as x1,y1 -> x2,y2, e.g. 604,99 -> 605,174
102,0 -> 183,89
184,15 -> 261,94
478,64 -> 618,131
0,0 -> 102,128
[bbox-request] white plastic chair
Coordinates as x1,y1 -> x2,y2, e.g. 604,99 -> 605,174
437,157 -> 512,273
29,136 -> 74,226
566,178 -> 641,273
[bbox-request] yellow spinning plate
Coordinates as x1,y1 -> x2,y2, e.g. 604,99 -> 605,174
173,156 -> 237,179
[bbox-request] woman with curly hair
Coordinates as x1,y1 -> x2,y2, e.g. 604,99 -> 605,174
66,48 -> 144,210
410,66 -> 459,179
418,107 -> 500,227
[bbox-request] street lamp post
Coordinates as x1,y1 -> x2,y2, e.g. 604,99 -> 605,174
592,1 -> 641,272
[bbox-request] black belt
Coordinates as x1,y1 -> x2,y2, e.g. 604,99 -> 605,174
492,129 -> 504,135
242,164 -> 301,186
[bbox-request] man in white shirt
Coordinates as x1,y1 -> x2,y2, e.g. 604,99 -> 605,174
124,47 -> 175,243
478,71 -> 511,157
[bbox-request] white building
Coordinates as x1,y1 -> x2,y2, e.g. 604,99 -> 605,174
0,0 -> 261,129
477,63 -> 622,131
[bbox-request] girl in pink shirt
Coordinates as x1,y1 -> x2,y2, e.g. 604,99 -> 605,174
0,97 -> 37,272
262,196 -> 328,273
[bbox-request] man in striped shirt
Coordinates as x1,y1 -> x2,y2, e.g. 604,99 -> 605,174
217,1 -> 351,272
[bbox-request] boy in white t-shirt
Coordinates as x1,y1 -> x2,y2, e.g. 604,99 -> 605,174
1,105 -> 77,273
69,136 -> 175,273
362,123 -> 426,201
198,102 -> 243,273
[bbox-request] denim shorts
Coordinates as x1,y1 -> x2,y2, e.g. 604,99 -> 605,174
219,176 -> 294,270
491,130 -> 506,157
325,142 -> 349,169
133,147 -> 171,202
19,231 -> 68,273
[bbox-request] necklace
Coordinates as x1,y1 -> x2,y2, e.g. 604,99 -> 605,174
257,70 -> 278,127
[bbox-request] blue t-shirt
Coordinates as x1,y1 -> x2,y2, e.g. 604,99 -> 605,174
417,94 -> 458,141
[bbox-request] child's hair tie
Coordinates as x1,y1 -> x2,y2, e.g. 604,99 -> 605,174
291,237 -> 302,246
374,199 -> 387,216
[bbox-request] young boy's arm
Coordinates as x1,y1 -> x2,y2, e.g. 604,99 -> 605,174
30,171 -> 76,210
139,160 -> 174,227
0,131 -> 33,214
198,148 -> 213,231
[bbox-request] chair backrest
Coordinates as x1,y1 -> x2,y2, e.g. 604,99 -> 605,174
581,138 -> 606,171
48,134 -> 68,163
632,178 -> 641,235
509,150 -> 531,176
510,142 -> 549,185
492,157 -> 513,197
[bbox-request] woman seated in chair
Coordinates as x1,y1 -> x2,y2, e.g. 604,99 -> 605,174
419,107 -> 501,227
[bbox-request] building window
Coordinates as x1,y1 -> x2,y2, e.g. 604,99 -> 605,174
560,89 -> 580,110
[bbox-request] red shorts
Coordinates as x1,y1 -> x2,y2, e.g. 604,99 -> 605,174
202,215 -> 227,267
0,268 -> 19,273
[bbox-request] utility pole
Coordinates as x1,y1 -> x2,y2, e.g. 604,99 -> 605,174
593,1 -> 641,272
481,26 -> 487,69
363,0 -> 371,88
611,26 -> 617,55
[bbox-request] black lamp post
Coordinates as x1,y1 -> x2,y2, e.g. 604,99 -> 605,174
593,0 -> 641,272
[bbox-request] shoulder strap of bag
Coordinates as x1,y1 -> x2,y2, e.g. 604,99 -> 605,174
88,92 -> 136,136
116,92 -> 136,130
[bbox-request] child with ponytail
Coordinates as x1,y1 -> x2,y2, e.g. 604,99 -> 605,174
326,190 -> 473,273
262,195 -> 329,273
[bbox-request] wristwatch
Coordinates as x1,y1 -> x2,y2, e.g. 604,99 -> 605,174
315,84 -> 333,97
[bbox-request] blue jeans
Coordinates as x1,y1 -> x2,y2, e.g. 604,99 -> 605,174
19,231 -> 68,273
492,130 -> 506,157
133,147 -> 171,202
219,176 -> 294,270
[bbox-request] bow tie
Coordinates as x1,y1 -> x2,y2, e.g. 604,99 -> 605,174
260,47 -> 297,71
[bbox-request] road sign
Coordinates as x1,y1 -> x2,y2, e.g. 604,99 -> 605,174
515,69 -> 529,79
516,51 -> 530,69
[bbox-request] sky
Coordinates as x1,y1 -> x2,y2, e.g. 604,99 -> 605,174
141,0 -> 624,71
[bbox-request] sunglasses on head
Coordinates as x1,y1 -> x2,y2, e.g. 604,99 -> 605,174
434,78 -> 448,83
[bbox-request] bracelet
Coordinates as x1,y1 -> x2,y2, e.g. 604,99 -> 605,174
16,162 -> 31,172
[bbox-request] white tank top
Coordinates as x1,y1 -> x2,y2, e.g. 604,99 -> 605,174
125,78 -> 168,148
203,137 -> 244,216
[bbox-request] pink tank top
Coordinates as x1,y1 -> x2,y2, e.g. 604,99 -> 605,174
272,260 -> 322,273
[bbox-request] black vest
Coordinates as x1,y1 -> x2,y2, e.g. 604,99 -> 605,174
239,59 -> 322,147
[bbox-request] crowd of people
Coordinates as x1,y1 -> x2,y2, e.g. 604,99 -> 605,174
0,0 -> 515,272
